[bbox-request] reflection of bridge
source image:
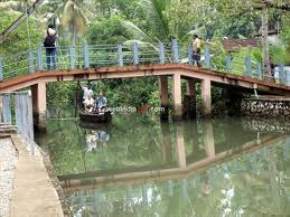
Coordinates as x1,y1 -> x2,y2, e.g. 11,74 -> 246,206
1,41 -> 290,128
60,120 -> 286,193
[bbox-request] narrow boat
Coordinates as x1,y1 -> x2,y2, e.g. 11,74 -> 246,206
79,110 -> 112,123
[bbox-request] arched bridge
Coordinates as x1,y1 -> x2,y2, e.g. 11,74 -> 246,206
1,40 -> 290,127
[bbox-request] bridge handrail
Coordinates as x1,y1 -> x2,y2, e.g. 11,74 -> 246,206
0,40 -> 289,85
0,91 -> 37,154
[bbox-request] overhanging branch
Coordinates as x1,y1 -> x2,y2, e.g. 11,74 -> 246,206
0,0 -> 44,44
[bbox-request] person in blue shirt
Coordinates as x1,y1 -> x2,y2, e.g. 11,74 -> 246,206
95,91 -> 107,113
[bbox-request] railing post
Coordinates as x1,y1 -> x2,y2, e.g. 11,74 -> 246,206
0,58 -> 3,81
159,42 -> 165,64
2,95 -> 11,124
28,50 -> 34,73
83,43 -> 90,69
37,46 -> 43,71
256,63 -> 262,79
171,39 -> 179,63
188,44 -> 193,65
132,42 -> 139,65
287,69 -> 290,86
280,65 -> 285,85
15,94 -> 21,131
244,56 -> 252,76
204,46 -> 211,68
225,56 -> 232,72
69,46 -> 76,69
117,44 -> 123,66
27,91 -> 34,140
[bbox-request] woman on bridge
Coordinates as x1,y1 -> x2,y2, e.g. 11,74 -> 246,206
43,25 -> 57,70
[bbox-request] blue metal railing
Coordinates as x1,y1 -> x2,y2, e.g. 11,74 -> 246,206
0,39 -> 288,85
0,92 -> 37,154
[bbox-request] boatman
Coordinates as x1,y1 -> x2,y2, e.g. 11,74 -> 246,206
82,86 -> 95,113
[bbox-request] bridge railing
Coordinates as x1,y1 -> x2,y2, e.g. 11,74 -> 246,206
1,40 -> 289,86
0,91 -> 37,154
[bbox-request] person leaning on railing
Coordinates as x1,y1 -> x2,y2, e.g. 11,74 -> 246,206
43,25 -> 57,70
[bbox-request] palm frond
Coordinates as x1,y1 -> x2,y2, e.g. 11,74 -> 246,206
136,0 -> 169,40
121,20 -> 153,42
123,39 -> 158,50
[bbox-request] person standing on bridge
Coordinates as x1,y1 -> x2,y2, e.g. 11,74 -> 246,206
44,25 -> 57,70
192,34 -> 201,67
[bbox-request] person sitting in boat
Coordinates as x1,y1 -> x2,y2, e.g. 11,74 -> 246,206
95,91 -> 107,113
81,86 -> 95,113
83,94 -> 95,113
82,85 -> 94,102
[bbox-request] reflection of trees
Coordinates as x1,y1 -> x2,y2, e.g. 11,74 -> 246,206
39,116 -> 290,216
41,115 -> 177,176
67,137 -> 290,217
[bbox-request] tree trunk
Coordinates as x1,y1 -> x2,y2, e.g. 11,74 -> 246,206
262,6 -> 271,78
73,25 -> 77,46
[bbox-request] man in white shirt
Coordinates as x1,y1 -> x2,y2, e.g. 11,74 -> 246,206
82,86 -> 95,112
192,34 -> 201,67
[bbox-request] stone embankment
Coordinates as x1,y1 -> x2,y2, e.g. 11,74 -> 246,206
0,124 -> 65,217
241,96 -> 290,118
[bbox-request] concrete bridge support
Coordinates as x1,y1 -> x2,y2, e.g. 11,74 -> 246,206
159,76 -> 169,120
172,73 -> 182,120
184,79 -> 196,119
31,82 -> 47,131
201,79 -> 212,116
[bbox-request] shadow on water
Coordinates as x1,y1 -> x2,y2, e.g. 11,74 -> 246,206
36,114 -> 290,217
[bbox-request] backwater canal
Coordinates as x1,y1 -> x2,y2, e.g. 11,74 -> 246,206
36,114 -> 290,217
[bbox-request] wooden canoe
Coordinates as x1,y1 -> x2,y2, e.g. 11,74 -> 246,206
79,111 -> 112,123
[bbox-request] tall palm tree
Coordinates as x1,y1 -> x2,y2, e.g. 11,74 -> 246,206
62,0 -> 88,45
120,0 -> 206,48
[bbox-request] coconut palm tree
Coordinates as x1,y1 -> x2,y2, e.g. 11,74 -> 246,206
61,0 -> 88,45
119,0 -> 171,46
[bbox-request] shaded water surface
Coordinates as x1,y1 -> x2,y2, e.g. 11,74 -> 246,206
37,115 -> 290,217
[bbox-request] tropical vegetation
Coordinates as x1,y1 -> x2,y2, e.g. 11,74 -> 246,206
1,0 -> 290,109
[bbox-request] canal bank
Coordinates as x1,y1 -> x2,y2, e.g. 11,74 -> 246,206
0,125 -> 66,217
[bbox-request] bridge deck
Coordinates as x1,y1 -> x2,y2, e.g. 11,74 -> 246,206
1,64 -> 290,95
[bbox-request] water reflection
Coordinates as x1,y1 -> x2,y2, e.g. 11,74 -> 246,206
66,136 -> 290,217
36,115 -> 290,217
85,130 -> 110,152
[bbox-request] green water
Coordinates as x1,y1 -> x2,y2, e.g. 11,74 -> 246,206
37,115 -> 290,217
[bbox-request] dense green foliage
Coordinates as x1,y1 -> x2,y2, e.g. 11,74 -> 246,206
2,0 -> 290,108
0,11 -> 42,54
